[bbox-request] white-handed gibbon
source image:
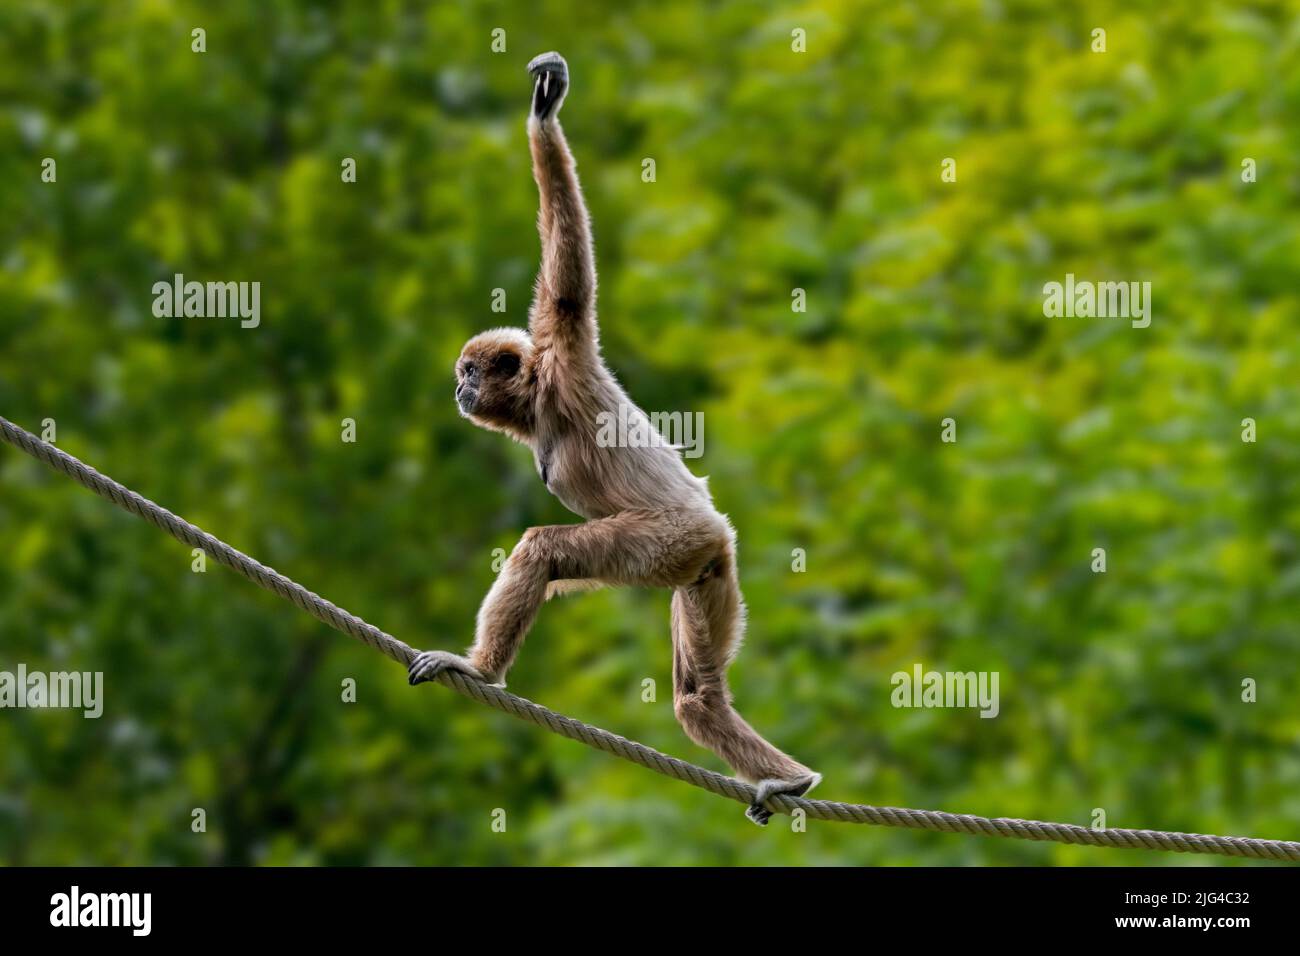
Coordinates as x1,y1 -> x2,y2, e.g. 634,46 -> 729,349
409,52 -> 819,824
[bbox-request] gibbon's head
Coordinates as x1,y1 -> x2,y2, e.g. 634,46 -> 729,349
455,327 -> 534,439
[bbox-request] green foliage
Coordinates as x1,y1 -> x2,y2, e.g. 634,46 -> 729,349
1,0 -> 1298,865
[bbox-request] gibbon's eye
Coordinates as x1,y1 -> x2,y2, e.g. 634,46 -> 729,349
493,352 -> 521,377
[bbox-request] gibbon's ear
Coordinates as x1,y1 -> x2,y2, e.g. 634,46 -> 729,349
493,351 -> 522,377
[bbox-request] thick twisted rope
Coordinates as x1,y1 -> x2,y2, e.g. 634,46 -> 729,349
2,415 -> 1298,861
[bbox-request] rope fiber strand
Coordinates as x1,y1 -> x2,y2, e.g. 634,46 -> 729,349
3,414 -> 1297,862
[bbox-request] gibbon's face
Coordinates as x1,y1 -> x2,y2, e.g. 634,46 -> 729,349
455,328 -> 534,438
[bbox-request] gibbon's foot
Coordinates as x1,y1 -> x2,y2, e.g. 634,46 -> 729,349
407,650 -> 486,686
745,772 -> 822,827
528,51 -> 569,120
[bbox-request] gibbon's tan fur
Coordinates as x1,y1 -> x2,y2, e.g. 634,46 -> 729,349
409,52 -> 819,823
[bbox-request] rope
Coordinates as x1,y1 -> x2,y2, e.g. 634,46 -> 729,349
2,414 -> 1298,862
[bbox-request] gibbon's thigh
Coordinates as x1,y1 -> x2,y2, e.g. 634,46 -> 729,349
528,510 -> 727,590
671,557 -> 744,676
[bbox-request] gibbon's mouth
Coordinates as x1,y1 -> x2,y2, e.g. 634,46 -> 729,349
456,385 -> 477,415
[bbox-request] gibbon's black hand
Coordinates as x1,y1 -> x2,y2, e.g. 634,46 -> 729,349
407,650 -> 487,686
528,51 -> 569,120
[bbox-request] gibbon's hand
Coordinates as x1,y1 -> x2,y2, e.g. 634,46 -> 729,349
407,649 -> 489,686
528,51 -> 569,120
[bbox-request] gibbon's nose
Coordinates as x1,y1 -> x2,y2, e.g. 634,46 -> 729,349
456,384 -> 476,413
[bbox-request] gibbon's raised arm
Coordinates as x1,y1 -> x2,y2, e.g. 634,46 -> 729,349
526,53 -> 597,353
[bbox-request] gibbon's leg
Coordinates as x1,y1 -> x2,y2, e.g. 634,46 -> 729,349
525,53 -> 596,349
672,552 -> 821,826
543,578 -> 606,601
409,511 -> 723,688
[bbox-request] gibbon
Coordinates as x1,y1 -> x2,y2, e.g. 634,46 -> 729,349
409,52 -> 820,824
